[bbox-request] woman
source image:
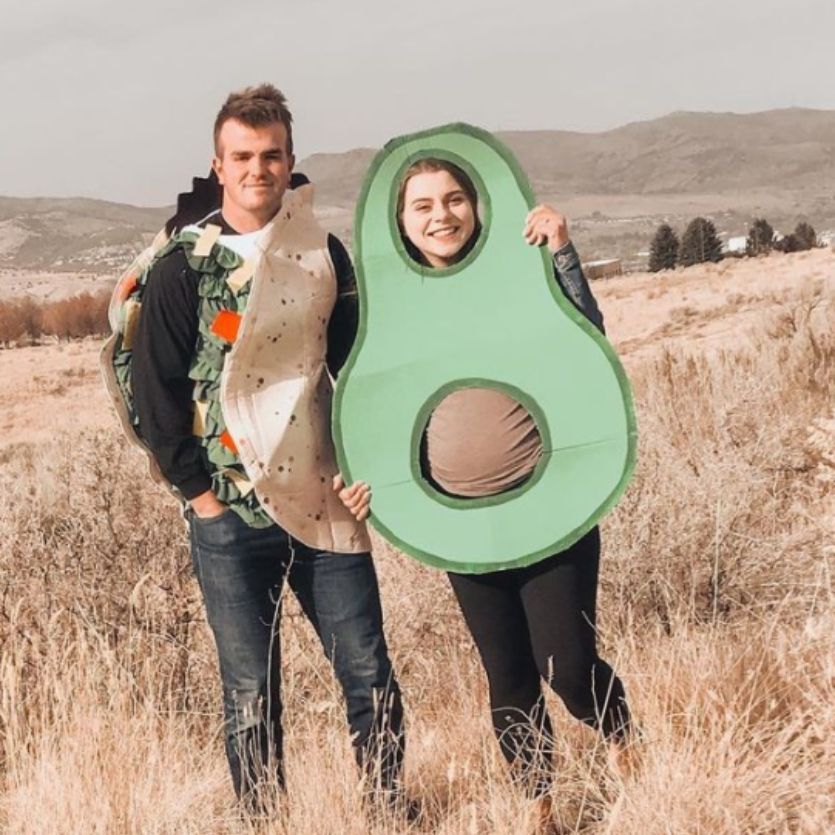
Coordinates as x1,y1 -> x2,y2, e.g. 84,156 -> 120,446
338,158 -> 635,827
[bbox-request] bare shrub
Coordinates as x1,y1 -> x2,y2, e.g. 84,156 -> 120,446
40,291 -> 111,340
17,297 -> 43,340
0,299 -> 27,344
0,297 -> 43,345
0,290 -> 111,346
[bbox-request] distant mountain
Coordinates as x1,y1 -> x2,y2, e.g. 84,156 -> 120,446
306,109 -> 835,204
2,109 -> 834,274
0,197 -> 169,273
497,109 -> 835,196
298,148 -> 378,207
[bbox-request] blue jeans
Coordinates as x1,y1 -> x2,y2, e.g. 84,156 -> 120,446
188,509 -> 404,806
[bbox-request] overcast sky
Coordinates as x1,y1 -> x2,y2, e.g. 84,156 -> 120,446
2,0 -> 833,205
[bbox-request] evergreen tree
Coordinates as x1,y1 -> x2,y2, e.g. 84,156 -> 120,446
648,223 -> 679,272
794,222 -> 817,250
778,233 -> 799,254
679,217 -> 723,267
746,218 -> 774,256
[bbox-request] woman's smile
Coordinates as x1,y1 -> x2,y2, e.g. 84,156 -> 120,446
429,225 -> 461,238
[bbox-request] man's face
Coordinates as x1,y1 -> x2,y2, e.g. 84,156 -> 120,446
212,119 -> 294,229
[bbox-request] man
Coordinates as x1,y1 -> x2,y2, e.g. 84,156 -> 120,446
114,84 -> 404,811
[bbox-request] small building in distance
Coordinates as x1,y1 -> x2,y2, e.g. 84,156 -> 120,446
726,236 -> 748,254
583,258 -> 623,280
819,230 -> 834,249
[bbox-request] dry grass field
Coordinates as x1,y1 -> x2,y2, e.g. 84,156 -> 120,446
0,249 -> 833,834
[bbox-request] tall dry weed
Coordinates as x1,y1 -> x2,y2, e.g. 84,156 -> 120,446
0,293 -> 833,833
605,290 -> 833,630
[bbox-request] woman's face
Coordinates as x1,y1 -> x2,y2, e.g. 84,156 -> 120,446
400,170 -> 476,268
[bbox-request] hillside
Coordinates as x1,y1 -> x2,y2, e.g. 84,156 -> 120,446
498,108 -> 835,195
306,108 -> 835,209
3,247 -> 831,444
1,247 -> 833,833
0,196 -> 169,274
1,108 -> 834,278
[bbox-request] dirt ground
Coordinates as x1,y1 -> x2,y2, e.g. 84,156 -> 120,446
0,268 -> 110,301
0,248 -> 832,449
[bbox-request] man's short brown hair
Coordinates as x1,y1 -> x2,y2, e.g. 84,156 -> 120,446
213,84 -> 294,155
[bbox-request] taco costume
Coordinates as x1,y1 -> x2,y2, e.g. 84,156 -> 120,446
101,175 -> 369,553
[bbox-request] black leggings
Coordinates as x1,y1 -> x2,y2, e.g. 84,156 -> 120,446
447,527 -> 630,795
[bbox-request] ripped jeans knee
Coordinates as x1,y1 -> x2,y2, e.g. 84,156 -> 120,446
222,686 -> 284,801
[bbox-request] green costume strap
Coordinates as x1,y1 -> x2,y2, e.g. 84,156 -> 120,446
333,123 -> 638,573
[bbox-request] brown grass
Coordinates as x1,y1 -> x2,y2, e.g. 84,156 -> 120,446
0,290 -> 111,346
0,294 -> 833,833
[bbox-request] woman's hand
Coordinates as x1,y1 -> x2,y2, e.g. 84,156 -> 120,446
332,474 -> 372,522
523,205 -> 571,253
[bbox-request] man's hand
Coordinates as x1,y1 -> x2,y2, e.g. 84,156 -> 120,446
332,474 -> 371,522
190,489 -> 228,519
523,205 -> 571,253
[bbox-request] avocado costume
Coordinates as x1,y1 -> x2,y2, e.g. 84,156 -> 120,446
102,183 -> 370,553
333,123 -> 637,573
